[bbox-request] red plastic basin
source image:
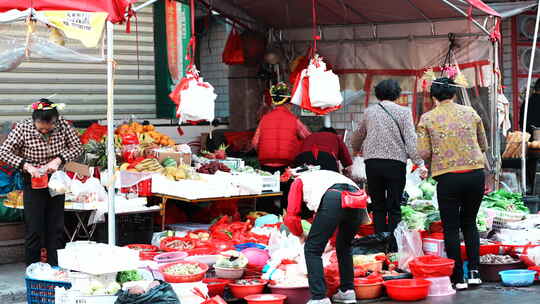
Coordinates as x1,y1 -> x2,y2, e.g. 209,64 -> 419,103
203,278 -> 230,297
383,279 -> 432,301
244,294 -> 287,304
159,261 -> 208,283
229,279 -> 268,299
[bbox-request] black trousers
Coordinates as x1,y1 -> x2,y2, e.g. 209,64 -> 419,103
365,159 -> 406,238
304,184 -> 362,300
23,186 -> 65,266
435,170 -> 485,283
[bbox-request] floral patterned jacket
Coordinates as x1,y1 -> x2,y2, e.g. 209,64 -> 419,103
417,101 -> 488,177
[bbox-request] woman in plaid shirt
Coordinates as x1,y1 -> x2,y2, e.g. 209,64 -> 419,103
0,99 -> 83,266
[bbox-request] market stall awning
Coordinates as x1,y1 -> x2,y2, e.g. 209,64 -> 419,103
207,0 -> 536,28
0,0 -> 137,23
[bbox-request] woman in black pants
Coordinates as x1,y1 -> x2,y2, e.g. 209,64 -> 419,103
417,78 -> 488,289
0,99 -> 83,265
284,170 -> 369,304
351,79 -> 427,247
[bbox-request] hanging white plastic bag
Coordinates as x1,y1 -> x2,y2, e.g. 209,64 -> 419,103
179,78 -> 216,123
350,156 -> 366,181
170,67 -> 217,124
48,171 -> 71,197
308,58 -> 343,108
394,221 -> 423,271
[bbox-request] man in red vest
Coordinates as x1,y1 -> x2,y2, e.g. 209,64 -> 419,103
252,84 -> 311,174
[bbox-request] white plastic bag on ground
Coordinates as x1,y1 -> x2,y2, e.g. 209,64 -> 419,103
308,60 -> 343,108
394,221 -> 423,271
351,156 -> 366,181
48,171 -> 71,197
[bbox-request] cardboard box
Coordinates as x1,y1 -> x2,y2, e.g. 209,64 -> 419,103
64,162 -> 92,177
156,151 -> 191,166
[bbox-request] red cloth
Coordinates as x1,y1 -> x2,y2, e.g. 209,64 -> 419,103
253,107 -> 310,167
299,132 -> 353,167
0,0 -> 135,23
284,178 -> 304,237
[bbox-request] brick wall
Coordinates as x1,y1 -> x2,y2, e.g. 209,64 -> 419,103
199,22 -> 230,119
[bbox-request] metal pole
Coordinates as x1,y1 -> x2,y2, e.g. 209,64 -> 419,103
492,37 -> 501,190
440,0 -> 491,36
106,21 -> 116,245
521,3 -> 540,194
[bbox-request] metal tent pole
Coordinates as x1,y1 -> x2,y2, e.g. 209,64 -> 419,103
492,37 -> 501,190
440,0 -> 491,35
106,21 -> 116,245
521,3 -> 540,193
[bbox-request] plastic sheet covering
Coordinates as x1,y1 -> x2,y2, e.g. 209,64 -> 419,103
0,21 -> 103,72
0,37 -> 24,71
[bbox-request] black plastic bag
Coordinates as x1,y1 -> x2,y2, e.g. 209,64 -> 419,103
351,232 -> 392,255
115,281 -> 180,304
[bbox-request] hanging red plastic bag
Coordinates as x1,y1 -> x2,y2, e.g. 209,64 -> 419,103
240,30 -> 266,66
222,26 -> 245,65
169,68 -> 217,123
409,255 -> 455,278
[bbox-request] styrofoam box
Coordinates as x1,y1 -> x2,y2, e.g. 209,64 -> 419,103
58,243 -> 141,275
55,288 -> 117,304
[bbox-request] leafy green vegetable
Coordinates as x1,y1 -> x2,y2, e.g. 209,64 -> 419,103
424,211 -> 441,231
476,209 -> 488,232
419,182 -> 436,200
116,270 -> 142,284
481,190 -> 529,213
401,205 -> 427,230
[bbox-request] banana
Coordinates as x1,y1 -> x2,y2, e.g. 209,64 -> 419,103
119,163 -> 129,171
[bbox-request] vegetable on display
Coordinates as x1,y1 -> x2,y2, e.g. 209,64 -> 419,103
116,270 -> 143,285
481,190 -> 529,213
163,263 -> 203,276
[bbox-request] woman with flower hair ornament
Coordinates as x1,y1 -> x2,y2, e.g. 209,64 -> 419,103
0,98 -> 82,265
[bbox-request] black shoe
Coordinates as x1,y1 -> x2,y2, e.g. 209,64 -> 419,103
468,270 -> 482,286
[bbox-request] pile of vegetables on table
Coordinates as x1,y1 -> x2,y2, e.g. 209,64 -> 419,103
481,190 -> 529,214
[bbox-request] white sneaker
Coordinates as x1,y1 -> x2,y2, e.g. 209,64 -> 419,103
306,298 -> 331,304
332,289 -> 357,303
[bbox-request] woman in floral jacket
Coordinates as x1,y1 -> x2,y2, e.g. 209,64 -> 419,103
417,78 -> 488,290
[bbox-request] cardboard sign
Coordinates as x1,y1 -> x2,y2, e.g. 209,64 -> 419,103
64,162 -> 92,177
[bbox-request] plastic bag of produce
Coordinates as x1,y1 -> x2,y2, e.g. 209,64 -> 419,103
48,171 -> 71,197
394,221 -> 423,271
71,177 -> 107,204
115,280 -> 179,304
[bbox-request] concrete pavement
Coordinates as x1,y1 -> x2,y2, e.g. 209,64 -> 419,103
0,263 -> 26,304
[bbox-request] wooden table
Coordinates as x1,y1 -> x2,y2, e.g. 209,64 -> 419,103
153,192 -> 283,230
